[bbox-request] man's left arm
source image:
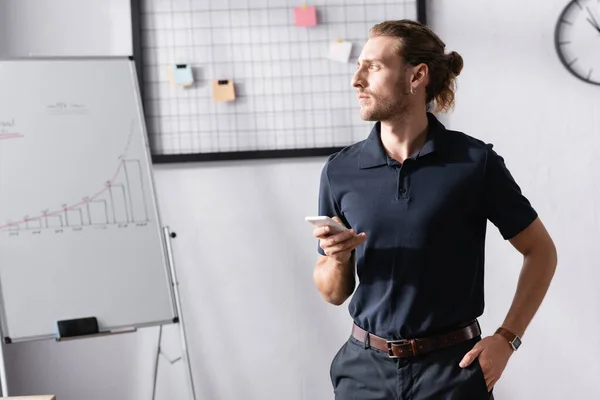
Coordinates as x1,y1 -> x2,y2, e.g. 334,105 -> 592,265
460,216 -> 558,391
498,217 -> 557,339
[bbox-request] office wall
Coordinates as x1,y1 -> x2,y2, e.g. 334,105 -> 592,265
0,1 -> 6,55
0,0 -> 132,57
2,0 -> 598,400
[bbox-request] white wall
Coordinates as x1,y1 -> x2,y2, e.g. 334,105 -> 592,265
0,0 -> 132,57
0,1 -> 6,55
152,159 -> 348,400
2,0 -> 599,399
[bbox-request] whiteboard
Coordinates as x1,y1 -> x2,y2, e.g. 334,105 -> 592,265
0,57 -> 177,342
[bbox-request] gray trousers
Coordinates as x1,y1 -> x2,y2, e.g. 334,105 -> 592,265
330,335 -> 495,400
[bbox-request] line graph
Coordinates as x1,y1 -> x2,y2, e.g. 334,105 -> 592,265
0,122 -> 150,233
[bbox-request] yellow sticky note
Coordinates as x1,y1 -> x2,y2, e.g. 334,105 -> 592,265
212,80 -> 236,102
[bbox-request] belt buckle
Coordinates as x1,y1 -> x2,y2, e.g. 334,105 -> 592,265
386,339 -> 411,359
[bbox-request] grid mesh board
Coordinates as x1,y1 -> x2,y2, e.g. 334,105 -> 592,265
140,0 -> 419,158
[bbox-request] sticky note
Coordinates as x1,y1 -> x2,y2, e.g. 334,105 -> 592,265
168,64 -> 194,87
294,5 -> 317,27
212,80 -> 236,102
168,67 -> 176,87
328,40 -> 353,63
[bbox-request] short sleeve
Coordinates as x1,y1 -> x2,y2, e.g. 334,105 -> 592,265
483,144 -> 538,240
317,156 -> 345,255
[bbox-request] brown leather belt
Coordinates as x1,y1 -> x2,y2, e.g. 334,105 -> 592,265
351,320 -> 481,359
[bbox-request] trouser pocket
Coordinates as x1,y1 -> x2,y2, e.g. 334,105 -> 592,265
329,340 -> 349,385
474,358 -> 492,396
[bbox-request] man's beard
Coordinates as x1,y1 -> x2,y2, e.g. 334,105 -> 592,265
360,97 -> 408,121
359,82 -> 409,122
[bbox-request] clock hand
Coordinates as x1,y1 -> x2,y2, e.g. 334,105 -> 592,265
588,18 -> 600,33
585,7 -> 600,33
588,18 -> 600,31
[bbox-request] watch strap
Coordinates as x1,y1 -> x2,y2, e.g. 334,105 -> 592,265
495,327 -> 521,350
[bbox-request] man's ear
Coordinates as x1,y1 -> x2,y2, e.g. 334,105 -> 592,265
412,63 -> 429,87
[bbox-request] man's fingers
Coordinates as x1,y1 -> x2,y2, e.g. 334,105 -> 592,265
320,229 -> 357,245
326,234 -> 361,254
355,232 -> 367,245
459,346 -> 482,368
324,232 -> 367,255
314,225 -> 331,238
486,378 -> 495,392
318,230 -> 352,254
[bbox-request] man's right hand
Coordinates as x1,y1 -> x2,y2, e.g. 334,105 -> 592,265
313,217 -> 367,264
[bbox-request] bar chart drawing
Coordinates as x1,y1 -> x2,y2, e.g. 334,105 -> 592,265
41,211 -> 64,229
24,218 -> 42,230
87,200 -> 110,226
65,209 -> 84,227
0,157 -> 150,233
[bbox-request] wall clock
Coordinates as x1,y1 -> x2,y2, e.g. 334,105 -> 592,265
555,0 -> 600,85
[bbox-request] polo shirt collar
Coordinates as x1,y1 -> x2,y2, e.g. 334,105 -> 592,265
358,112 -> 445,169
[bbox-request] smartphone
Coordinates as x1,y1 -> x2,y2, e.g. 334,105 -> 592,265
305,216 -> 348,234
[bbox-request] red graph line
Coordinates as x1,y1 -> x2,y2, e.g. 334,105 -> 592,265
0,161 -> 125,230
0,133 -> 24,140
0,124 -> 135,230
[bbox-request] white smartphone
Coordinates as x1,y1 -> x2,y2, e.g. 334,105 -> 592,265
305,216 -> 348,234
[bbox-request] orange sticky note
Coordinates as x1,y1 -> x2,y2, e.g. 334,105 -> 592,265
212,80 -> 236,102
167,67 -> 176,87
294,5 -> 317,27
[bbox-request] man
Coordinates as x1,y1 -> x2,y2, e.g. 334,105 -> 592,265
312,20 -> 557,399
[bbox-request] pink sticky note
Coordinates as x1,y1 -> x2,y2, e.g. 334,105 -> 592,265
294,6 -> 317,27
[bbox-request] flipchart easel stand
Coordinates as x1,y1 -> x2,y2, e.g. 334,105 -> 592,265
0,226 -> 196,400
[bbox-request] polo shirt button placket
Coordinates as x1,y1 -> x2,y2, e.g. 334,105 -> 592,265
397,164 -> 409,200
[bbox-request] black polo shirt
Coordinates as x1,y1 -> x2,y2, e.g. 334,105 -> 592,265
317,112 -> 538,339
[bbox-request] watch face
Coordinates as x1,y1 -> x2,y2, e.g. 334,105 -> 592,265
511,336 -> 522,350
555,0 -> 600,85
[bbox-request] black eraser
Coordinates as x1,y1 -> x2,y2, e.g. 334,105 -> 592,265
56,317 -> 99,339
176,64 -> 187,68
218,80 -> 229,85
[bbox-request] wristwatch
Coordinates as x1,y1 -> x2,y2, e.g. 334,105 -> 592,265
495,327 -> 522,351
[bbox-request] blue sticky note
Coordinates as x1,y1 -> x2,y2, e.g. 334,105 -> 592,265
171,64 -> 194,86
